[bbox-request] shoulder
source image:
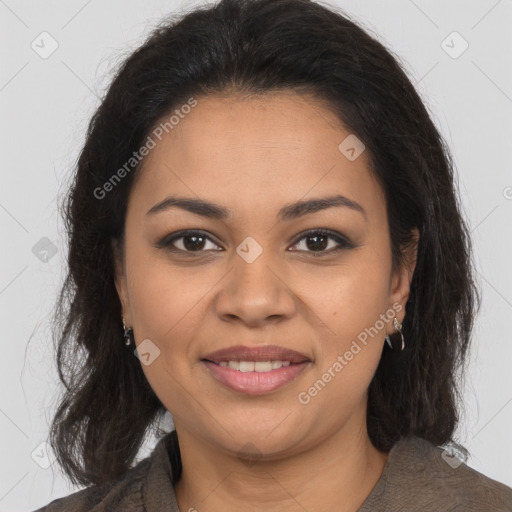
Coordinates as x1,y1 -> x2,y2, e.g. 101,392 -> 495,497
361,435 -> 512,512
32,431 -> 180,512
31,457 -> 151,512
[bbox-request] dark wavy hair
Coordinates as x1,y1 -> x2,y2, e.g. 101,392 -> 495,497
48,0 -> 480,488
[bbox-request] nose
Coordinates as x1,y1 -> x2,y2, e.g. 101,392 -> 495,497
214,249 -> 297,328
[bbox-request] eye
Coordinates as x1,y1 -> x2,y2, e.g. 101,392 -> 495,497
156,230 -> 222,254
288,229 -> 354,256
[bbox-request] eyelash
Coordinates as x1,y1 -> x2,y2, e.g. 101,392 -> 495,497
156,228 -> 355,257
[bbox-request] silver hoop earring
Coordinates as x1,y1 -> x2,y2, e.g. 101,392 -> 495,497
385,317 -> 405,351
122,320 -> 134,346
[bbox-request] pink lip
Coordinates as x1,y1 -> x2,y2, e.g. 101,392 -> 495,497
202,360 -> 311,395
202,344 -> 310,364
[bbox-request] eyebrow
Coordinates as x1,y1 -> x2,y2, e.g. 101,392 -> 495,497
145,194 -> 366,221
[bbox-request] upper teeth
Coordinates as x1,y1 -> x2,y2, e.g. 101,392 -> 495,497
219,360 -> 292,372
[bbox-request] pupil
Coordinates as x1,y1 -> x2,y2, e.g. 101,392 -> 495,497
184,235 -> 205,251
307,234 -> 327,251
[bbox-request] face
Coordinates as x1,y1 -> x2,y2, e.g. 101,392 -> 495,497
114,91 -> 418,460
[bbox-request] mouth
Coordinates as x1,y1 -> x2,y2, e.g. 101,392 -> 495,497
200,344 -> 312,395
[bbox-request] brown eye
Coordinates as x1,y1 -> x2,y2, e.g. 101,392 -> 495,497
157,230 -> 222,253
178,234 -> 208,251
289,229 -> 354,256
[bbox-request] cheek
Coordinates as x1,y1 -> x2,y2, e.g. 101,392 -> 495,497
301,264 -> 389,415
125,248 -> 215,353
304,252 -> 391,374
124,251 -> 209,413
309,256 -> 390,331
128,272 -> 177,339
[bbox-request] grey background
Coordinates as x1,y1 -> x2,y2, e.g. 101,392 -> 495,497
0,0 -> 511,510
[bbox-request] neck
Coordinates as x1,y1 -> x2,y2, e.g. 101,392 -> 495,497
173,408 -> 389,512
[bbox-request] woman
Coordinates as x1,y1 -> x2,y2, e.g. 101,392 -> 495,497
34,0 -> 512,510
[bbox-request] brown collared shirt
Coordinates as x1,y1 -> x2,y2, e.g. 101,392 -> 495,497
34,432 -> 512,511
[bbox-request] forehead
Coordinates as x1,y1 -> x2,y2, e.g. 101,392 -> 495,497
128,91 -> 386,225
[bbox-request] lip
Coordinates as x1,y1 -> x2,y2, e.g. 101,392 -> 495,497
202,360 -> 311,395
201,344 -> 311,364
200,344 -> 312,395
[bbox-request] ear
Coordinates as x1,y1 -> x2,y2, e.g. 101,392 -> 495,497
112,238 -> 132,326
389,227 -> 419,312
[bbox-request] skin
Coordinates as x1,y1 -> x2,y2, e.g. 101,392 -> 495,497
114,91 -> 419,512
